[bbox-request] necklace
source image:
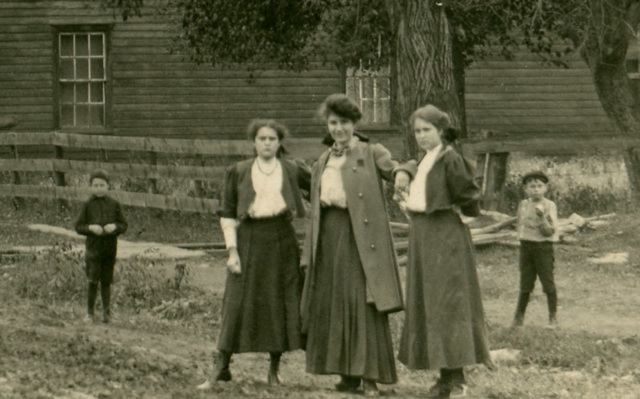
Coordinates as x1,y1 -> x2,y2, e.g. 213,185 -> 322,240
256,158 -> 277,176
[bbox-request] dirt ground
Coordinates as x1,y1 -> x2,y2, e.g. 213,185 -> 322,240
1,206 -> 640,398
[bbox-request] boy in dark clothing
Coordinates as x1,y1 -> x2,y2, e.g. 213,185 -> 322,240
75,169 -> 128,323
512,171 -> 559,329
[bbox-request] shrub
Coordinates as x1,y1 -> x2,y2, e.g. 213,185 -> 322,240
1,243 -> 202,316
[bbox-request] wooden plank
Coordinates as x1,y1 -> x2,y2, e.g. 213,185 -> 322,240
468,60 -> 587,69
116,110 -> 317,121
466,92 -> 600,101
467,68 -> 592,78
114,80 -> 338,93
53,132 -> 255,155
466,84 -> 596,94
116,118 -> 318,128
0,56 -> 50,65
113,94 -> 332,104
0,184 -> 220,213
112,102 -> 322,112
466,76 -> 593,85
0,159 -> 226,181
112,70 -> 340,81
460,135 -> 640,155
466,100 -> 604,109
466,108 -> 607,117
469,116 -> 610,125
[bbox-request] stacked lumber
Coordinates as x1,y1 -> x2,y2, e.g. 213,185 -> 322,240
390,212 -> 617,265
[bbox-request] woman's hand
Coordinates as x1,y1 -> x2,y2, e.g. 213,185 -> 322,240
394,171 -> 411,193
88,224 -> 104,235
226,247 -> 242,274
103,223 -> 117,234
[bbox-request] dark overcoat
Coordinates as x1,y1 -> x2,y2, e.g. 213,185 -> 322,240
301,140 -> 403,322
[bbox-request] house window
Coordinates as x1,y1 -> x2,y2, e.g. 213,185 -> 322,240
55,28 -> 109,129
346,64 -> 391,125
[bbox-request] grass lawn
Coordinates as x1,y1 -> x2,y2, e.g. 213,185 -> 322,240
1,198 -> 639,398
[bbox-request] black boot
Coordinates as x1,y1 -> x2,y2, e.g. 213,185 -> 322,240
512,292 -> 530,327
197,350 -> 232,390
214,350 -> 232,382
100,283 -> 111,323
268,352 -> 282,385
546,291 -> 558,328
335,375 -> 361,392
85,282 -> 98,322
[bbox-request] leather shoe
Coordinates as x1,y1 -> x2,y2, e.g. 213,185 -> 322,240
335,375 -> 361,392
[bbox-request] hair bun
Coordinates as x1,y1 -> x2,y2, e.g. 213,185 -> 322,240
443,127 -> 460,142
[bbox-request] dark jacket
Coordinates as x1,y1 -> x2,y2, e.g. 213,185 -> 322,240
75,195 -> 128,261
217,158 -> 311,220
394,145 -> 481,217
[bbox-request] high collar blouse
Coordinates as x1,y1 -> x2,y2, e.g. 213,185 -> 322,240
319,136 -> 360,208
248,158 -> 287,218
405,144 -> 442,213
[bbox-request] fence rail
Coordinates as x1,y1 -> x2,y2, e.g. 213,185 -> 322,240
3,130 -> 635,212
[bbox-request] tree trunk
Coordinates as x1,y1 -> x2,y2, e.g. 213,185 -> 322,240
386,0 -> 462,159
581,1 -> 640,203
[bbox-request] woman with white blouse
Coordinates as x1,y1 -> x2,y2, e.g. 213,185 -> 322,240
198,119 -> 310,389
301,94 -> 403,397
394,105 -> 491,398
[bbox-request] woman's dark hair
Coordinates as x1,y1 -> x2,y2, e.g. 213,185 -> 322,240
410,104 -> 460,144
246,118 -> 289,157
410,104 -> 451,131
317,93 -> 362,123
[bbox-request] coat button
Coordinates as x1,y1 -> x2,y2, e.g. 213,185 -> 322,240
352,166 -> 357,171
358,193 -> 363,198
364,218 -> 369,224
370,244 -> 376,249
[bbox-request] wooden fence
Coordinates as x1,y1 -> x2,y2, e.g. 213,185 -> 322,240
0,132 -> 324,212
2,130 -> 636,213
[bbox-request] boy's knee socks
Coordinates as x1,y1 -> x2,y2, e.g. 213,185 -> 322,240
87,282 -> 98,315
100,283 -> 111,316
546,291 -> 557,316
515,292 -> 530,315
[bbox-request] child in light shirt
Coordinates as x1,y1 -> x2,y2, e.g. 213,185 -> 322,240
512,171 -> 559,328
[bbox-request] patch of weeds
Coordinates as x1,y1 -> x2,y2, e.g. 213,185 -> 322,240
1,244 -> 207,319
5,242 -> 86,302
490,325 -> 621,371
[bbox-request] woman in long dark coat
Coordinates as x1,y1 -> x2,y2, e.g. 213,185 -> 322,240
198,119 -> 310,389
301,94 -> 403,397
394,105 -> 492,399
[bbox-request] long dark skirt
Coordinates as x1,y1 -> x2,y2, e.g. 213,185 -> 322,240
217,214 -> 303,353
305,207 -> 397,384
398,210 -> 491,370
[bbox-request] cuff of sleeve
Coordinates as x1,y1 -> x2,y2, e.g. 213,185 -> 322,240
392,161 -> 417,178
220,217 -> 239,249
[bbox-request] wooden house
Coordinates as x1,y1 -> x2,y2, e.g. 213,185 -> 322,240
1,0 -> 630,153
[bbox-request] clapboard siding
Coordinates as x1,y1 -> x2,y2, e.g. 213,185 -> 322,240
464,43 -> 621,137
1,0 -> 631,142
0,0 -> 338,139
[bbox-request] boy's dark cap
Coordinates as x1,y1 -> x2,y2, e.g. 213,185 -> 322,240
522,170 -> 549,185
89,169 -> 110,184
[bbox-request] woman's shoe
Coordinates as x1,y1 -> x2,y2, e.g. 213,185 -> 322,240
363,379 -> 380,397
425,378 -> 450,398
267,369 -> 282,385
335,375 -> 361,392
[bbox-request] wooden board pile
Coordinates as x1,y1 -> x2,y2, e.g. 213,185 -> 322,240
391,211 -> 617,266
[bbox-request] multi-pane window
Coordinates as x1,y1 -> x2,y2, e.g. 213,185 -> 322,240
346,64 -> 391,125
57,31 -> 107,128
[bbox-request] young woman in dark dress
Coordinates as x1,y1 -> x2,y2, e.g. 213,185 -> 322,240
198,119 -> 310,389
394,105 -> 492,398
